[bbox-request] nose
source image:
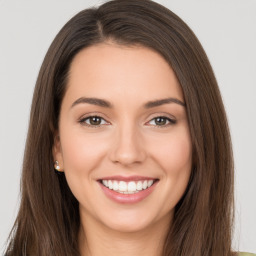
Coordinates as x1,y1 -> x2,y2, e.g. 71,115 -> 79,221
109,124 -> 147,166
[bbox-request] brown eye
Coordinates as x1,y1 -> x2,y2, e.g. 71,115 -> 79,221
148,116 -> 176,127
155,117 -> 168,126
80,116 -> 108,126
88,116 -> 102,125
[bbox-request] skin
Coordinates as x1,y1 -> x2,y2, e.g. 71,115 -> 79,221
53,42 -> 192,256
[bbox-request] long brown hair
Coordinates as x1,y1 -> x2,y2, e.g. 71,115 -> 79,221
5,0 -> 235,255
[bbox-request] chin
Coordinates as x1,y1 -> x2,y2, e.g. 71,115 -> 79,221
104,218 -> 152,233
96,207 -> 164,234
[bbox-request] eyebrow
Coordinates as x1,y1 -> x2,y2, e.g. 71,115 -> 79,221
71,97 -> 113,108
144,98 -> 185,108
70,97 -> 185,109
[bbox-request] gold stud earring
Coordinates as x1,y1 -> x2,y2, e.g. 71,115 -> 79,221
54,160 -> 61,171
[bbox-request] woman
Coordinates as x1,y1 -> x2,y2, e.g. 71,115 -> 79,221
4,0 -> 255,255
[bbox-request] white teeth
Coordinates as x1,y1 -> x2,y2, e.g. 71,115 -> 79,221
119,181 -> 127,191
113,181 -> 119,191
127,181 -> 136,192
108,180 -> 113,189
142,180 -> 148,189
101,179 -> 155,193
136,181 -> 143,191
147,180 -> 153,187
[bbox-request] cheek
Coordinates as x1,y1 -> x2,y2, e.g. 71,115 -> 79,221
60,128 -> 109,174
59,128 -> 110,208
152,129 -> 192,208
149,129 -> 192,174
165,137 -> 191,171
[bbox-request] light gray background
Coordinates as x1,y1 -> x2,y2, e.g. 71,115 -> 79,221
0,0 -> 255,254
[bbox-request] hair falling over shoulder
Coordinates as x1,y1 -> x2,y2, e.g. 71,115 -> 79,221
5,0 -> 236,255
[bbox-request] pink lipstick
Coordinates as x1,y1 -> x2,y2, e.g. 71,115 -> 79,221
98,176 -> 159,204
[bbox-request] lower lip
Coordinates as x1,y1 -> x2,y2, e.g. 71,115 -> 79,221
98,181 -> 158,204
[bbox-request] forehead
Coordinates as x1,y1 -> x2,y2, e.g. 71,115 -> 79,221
65,43 -> 184,105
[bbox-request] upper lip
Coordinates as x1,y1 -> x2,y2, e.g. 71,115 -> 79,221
98,175 -> 158,182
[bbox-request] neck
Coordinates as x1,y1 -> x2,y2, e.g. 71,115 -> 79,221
79,210 -> 172,256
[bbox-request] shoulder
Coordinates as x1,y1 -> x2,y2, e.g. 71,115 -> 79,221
238,253 -> 256,256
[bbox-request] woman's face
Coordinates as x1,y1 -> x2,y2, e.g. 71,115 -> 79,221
53,43 -> 192,233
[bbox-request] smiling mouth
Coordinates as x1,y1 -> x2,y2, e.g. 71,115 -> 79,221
99,179 -> 159,194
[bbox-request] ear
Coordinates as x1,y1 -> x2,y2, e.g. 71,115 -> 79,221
52,131 -> 64,172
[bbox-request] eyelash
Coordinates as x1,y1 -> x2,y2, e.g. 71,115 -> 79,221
79,115 -> 176,128
79,115 -> 109,128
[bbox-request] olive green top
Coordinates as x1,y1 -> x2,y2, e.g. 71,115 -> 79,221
239,253 -> 256,256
